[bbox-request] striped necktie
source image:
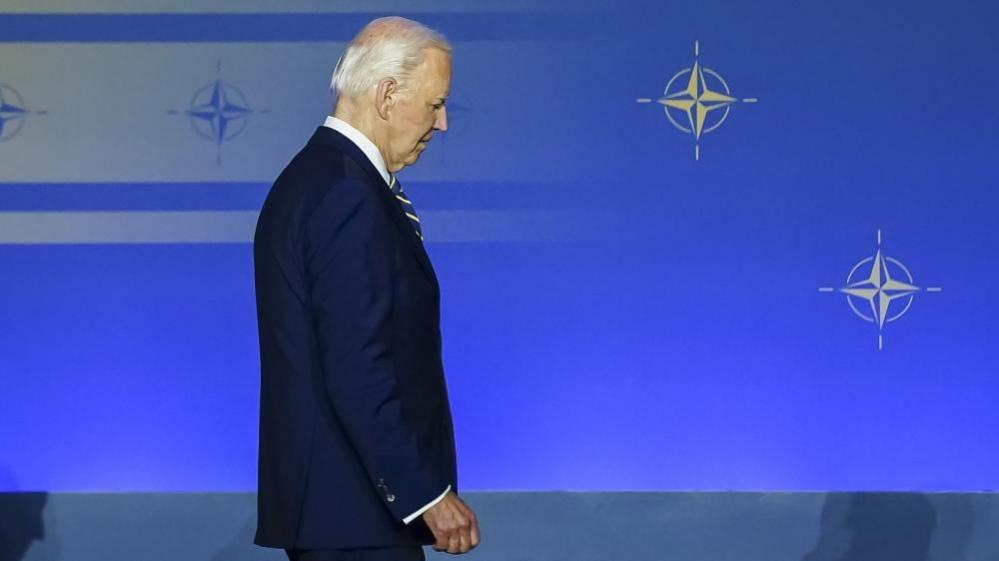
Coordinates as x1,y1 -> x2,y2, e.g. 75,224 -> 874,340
389,175 -> 423,241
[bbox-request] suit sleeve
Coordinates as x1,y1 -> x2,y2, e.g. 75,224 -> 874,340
305,179 -> 448,522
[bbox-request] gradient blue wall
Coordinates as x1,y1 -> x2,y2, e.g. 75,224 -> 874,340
1,0 -> 997,493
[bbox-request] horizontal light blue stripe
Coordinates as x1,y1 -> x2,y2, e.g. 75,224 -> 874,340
0,13 -> 580,42
0,210 -> 591,244
0,182 -> 573,211
0,182 -> 270,211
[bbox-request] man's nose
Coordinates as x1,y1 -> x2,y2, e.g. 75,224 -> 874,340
434,105 -> 448,132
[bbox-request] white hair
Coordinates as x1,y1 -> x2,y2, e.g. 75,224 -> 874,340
331,16 -> 451,99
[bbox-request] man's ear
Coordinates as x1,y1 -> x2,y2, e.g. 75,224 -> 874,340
375,77 -> 397,120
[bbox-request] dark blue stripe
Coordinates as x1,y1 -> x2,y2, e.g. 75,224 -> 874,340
0,181 -> 571,211
0,13 -> 579,42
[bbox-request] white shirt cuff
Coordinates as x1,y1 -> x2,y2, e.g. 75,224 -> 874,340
402,484 -> 451,524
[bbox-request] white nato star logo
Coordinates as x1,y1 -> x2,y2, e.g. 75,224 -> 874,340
820,230 -> 942,350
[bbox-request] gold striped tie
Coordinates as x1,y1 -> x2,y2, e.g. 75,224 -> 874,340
389,176 -> 423,241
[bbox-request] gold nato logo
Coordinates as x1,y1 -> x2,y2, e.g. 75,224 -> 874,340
820,230 -> 942,350
637,41 -> 757,160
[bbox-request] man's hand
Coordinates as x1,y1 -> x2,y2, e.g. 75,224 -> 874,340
422,490 -> 480,554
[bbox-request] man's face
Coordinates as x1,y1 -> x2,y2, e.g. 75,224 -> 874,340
384,47 -> 451,172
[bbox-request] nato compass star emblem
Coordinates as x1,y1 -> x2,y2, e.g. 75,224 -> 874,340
819,230 -> 942,350
0,83 -> 47,142
167,62 -> 270,164
637,41 -> 757,161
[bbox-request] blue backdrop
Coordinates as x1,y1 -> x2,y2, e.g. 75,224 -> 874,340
1,0 -> 997,493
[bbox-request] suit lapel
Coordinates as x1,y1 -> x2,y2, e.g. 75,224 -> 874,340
309,127 -> 438,285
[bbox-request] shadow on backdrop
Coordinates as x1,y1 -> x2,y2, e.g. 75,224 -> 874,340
211,515 -> 264,561
0,490 -> 48,561
802,493 -> 936,561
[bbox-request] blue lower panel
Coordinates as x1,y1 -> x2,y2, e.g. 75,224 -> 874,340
2,492 -> 996,561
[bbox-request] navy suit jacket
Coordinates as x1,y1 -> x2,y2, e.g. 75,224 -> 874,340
253,126 -> 457,549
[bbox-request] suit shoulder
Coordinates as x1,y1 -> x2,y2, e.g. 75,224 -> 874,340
261,143 -> 381,218
307,172 -> 389,241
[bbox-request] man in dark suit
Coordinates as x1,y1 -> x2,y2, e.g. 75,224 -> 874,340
252,17 -> 479,561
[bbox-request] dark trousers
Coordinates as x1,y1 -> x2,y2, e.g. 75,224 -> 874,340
286,547 -> 426,561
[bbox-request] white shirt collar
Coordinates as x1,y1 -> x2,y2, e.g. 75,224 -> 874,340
322,116 -> 392,187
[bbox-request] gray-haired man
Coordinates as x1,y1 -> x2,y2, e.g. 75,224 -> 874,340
253,17 -> 480,561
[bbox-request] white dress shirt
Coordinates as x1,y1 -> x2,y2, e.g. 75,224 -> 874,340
321,115 -> 451,525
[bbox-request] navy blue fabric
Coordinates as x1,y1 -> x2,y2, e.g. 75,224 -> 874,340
253,127 -> 457,549
286,547 -> 425,561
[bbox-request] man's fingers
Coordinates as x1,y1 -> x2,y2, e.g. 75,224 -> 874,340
434,535 -> 448,552
432,523 -> 458,552
458,515 -> 476,553
425,494 -> 479,554
456,497 -> 479,550
469,517 -> 480,548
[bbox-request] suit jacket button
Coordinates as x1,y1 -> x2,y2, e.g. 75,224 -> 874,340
386,494 -> 396,502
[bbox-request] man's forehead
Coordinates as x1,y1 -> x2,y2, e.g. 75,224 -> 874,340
413,48 -> 450,95
421,72 -> 450,98
416,72 -> 448,95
